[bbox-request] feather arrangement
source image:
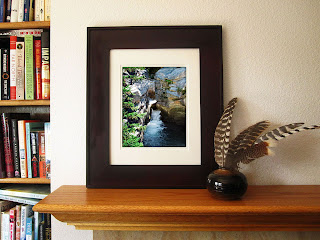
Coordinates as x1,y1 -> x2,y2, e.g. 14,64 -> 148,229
214,98 -> 320,171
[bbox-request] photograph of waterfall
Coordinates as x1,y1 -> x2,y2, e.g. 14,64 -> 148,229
122,67 -> 186,147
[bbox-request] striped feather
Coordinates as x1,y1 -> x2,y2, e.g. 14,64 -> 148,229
227,121 -> 270,157
214,98 -> 237,167
256,123 -> 309,143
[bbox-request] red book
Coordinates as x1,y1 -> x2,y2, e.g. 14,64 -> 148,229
1,113 -> 15,178
10,36 -> 17,100
9,207 -> 16,240
34,38 -> 42,100
38,131 -> 46,178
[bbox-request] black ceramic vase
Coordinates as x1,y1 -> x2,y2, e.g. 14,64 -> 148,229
206,168 -> 248,200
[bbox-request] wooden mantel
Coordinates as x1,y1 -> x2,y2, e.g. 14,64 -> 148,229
33,185 -> 320,231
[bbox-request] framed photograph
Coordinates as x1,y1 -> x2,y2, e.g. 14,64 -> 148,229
87,26 -> 223,188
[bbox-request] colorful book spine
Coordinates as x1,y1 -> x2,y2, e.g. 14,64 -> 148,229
44,0 -> 49,21
31,132 -> 39,178
18,120 -> 28,178
15,204 -> 21,240
38,131 -> 46,178
26,216 -> 33,240
28,0 -> 34,21
34,38 -> 42,99
11,118 -> 21,177
44,122 -> 50,179
20,204 -> 33,240
16,40 -> 24,99
6,0 -> 12,22
18,120 -> 39,178
10,0 -> 18,22
9,207 -> 16,240
41,31 -> 50,99
0,0 -> 6,22
2,48 -> 10,100
23,0 -> 30,21
1,113 -> 14,178
26,122 -> 32,178
17,0 -> 24,22
1,210 -> 10,240
10,35 -> 17,99
24,34 -> 34,100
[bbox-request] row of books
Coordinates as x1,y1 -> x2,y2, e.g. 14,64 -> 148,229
0,200 -> 51,240
0,28 -> 50,100
0,0 -> 50,22
0,112 -> 51,179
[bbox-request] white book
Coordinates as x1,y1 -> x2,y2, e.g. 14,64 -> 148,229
20,205 -> 33,240
44,0 -> 50,21
0,194 -> 40,206
10,0 -> 19,22
1,210 -> 10,240
16,41 -> 25,100
34,212 -> 42,240
18,120 -> 27,178
39,0 -> 45,21
34,0 -> 41,21
0,185 -> 50,200
17,0 -> 25,22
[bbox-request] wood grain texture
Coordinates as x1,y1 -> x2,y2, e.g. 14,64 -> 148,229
0,100 -> 50,106
0,21 -> 50,30
94,231 -> 320,240
0,178 -> 50,184
33,185 -> 320,231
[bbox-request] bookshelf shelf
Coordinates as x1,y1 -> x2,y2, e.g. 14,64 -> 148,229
0,178 -> 50,184
33,185 -> 320,231
0,100 -> 50,106
0,21 -> 50,30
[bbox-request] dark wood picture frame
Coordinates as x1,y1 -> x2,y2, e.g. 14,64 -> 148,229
87,26 -> 223,188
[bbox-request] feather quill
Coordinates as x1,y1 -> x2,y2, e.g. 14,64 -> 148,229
214,98 -> 237,167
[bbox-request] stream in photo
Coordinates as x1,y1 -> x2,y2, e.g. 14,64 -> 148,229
143,110 -> 186,147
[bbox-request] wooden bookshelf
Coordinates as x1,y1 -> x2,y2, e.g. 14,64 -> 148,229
0,100 -> 50,106
0,21 -> 50,30
0,178 -> 50,184
33,185 -> 320,231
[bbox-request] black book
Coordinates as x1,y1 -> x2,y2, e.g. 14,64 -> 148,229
11,118 -> 21,177
1,48 -> 10,100
39,220 -> 45,240
30,132 -> 39,178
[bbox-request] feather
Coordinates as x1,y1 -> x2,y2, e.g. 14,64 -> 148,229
256,123 -> 304,143
241,141 -> 272,164
256,123 -> 319,143
224,121 -> 270,170
214,98 -> 237,167
227,120 -> 270,156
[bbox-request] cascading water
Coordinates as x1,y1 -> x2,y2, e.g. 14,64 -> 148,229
143,109 -> 186,147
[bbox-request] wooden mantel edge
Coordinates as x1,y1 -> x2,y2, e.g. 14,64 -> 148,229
33,185 -> 320,231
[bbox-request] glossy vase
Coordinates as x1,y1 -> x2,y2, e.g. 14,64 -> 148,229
206,168 -> 248,200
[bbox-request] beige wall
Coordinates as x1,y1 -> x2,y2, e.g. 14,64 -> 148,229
51,0 -> 320,239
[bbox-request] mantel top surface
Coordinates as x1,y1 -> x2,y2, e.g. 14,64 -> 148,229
33,185 -> 320,215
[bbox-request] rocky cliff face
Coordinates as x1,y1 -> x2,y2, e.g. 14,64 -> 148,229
154,67 -> 186,126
